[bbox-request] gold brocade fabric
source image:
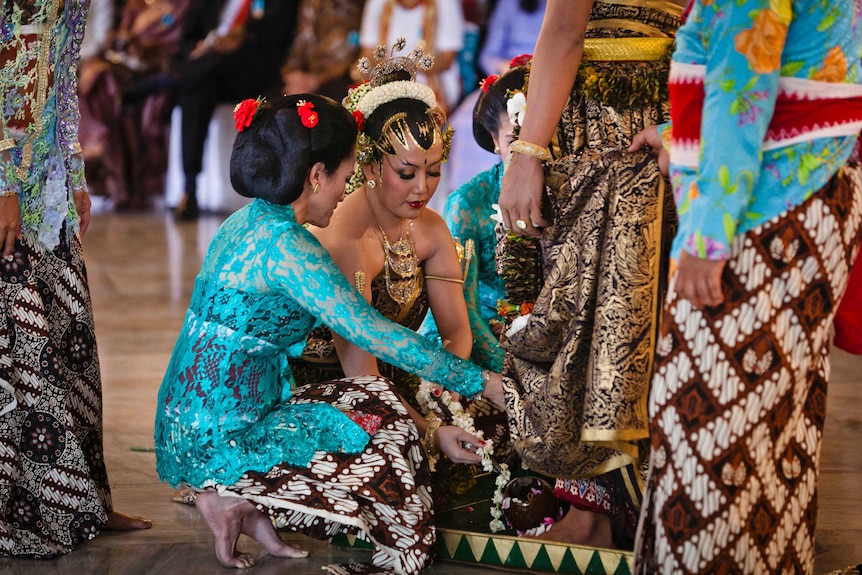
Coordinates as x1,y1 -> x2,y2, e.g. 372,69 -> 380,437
583,37 -> 674,61
500,1 -> 680,480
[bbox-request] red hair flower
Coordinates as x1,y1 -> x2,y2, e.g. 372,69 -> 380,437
480,74 -> 499,93
509,53 -> 532,68
233,97 -> 262,132
297,100 -> 318,128
352,110 -> 365,131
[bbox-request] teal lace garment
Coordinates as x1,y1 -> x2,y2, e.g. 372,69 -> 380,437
421,163 -> 505,371
155,200 -> 484,488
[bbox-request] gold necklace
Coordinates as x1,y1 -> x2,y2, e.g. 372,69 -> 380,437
365,188 -> 419,305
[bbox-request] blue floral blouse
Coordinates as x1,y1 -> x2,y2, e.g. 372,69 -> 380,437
663,0 -> 861,261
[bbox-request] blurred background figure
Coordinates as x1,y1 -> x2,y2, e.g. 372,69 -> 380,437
357,0 -> 466,114
280,0 -> 365,102
78,0 -> 191,210
171,0 -> 300,220
478,0 -> 545,76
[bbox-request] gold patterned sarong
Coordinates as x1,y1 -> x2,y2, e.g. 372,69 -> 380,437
500,0 -> 681,482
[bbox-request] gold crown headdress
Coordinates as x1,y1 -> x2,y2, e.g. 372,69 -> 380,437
345,38 -> 439,121
344,38 -> 454,186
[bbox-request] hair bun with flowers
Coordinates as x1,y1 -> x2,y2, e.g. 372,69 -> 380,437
296,99 -> 319,128
234,97 -> 265,132
480,74 -> 499,93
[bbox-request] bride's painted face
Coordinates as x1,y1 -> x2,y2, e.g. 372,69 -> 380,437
372,135 -> 444,220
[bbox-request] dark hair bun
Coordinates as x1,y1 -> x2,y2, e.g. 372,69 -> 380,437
230,94 -> 357,204
472,66 -> 529,153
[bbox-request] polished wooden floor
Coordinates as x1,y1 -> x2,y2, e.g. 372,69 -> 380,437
1,206 -> 860,574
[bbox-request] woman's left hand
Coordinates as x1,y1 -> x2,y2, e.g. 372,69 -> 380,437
74,190 -> 91,236
0,194 -> 21,259
674,250 -> 726,307
436,425 -> 483,465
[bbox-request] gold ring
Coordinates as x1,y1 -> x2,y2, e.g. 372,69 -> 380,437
515,219 -> 528,230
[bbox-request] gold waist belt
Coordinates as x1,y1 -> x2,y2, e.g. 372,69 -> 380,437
583,38 -> 675,62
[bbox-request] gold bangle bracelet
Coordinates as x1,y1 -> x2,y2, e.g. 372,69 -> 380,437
509,139 -> 552,162
424,418 -> 442,457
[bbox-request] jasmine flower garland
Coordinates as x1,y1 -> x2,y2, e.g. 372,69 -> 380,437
416,380 -> 511,533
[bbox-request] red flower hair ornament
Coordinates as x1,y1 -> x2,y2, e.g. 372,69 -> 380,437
352,110 -> 365,131
509,53 -> 532,68
480,74 -> 499,93
234,97 -> 263,132
297,100 -> 319,128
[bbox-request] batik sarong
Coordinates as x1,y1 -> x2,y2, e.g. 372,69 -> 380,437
217,376 -> 434,575
0,234 -> 112,557
636,157 -> 862,574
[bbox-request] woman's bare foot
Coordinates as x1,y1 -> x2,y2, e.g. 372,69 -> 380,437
535,507 -> 614,549
105,511 -> 152,530
196,491 -> 308,568
196,491 -> 257,568
240,508 -> 308,559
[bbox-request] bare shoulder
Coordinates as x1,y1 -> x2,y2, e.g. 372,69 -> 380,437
413,208 -> 458,260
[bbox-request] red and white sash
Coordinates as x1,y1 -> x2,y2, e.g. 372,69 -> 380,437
668,61 -> 862,167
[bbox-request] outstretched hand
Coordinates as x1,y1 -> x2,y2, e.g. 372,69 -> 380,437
498,154 -> 546,237
674,250 -> 727,308
436,425 -> 483,465
629,125 -> 669,176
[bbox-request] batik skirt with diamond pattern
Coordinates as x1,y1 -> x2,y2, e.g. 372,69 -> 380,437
636,155 -> 862,574
218,376 -> 434,575
0,233 -> 112,557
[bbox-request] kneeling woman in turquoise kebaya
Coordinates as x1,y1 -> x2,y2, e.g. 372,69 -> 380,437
153,94 -> 502,574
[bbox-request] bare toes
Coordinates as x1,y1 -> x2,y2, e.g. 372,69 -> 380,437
271,543 -> 308,559
106,511 -> 152,530
218,551 -> 255,569
234,552 -> 255,569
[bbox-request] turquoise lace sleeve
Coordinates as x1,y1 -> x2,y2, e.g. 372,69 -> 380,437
266,217 -> 485,398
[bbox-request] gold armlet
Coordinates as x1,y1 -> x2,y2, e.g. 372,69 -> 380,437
424,274 -> 464,284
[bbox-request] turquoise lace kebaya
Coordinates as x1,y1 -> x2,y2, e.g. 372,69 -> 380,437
155,199 -> 485,488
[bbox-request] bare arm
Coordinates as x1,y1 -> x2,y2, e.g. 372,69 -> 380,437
422,216 -> 472,360
498,0 -> 595,236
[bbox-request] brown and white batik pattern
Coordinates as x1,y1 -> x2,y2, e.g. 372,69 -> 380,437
220,376 -> 434,575
637,160 -> 862,574
0,234 -> 112,557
